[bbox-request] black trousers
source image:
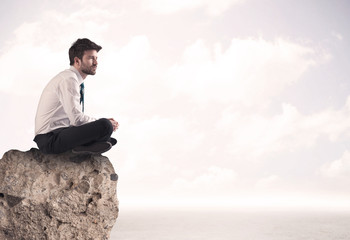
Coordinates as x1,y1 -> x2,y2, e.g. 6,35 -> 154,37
34,118 -> 113,154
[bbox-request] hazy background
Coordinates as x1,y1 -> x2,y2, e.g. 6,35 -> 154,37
1,0 -> 350,211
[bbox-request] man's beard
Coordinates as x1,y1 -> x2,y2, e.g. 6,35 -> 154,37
81,64 -> 97,75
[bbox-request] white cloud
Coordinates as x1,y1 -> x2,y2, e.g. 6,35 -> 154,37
332,31 -> 343,41
0,43 -> 65,95
166,38 -> 318,105
255,175 -> 280,190
98,35 -> 340,171
111,115 -> 205,180
172,166 -> 236,193
142,0 -> 244,15
217,97 -> 350,158
218,103 -> 304,157
320,150 -> 350,179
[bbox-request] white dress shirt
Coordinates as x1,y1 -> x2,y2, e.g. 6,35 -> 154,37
35,66 -> 96,135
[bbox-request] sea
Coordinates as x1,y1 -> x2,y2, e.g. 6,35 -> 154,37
110,209 -> 350,240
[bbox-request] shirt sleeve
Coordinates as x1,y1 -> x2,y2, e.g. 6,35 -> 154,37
58,76 -> 97,126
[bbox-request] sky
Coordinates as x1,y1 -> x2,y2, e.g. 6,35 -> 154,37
1,0 -> 350,211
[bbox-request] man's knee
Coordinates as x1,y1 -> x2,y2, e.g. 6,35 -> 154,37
97,118 -> 113,136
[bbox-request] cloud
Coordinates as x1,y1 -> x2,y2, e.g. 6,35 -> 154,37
0,43 -> 66,95
319,150 -> 350,179
217,97 -> 350,158
142,0 -> 244,15
172,166 -> 236,193
255,175 -> 280,190
159,37 -> 335,158
332,31 -> 343,41
166,38 -> 318,105
98,35 -> 341,172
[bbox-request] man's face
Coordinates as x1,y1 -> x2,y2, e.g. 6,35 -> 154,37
80,50 -> 98,75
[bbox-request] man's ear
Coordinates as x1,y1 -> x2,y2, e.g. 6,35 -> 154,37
74,57 -> 81,66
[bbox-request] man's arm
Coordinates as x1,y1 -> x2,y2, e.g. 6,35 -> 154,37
58,77 -> 97,126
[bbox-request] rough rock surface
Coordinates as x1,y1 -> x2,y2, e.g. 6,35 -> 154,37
0,148 -> 118,240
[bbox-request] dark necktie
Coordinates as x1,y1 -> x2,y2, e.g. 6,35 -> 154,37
80,83 -> 84,112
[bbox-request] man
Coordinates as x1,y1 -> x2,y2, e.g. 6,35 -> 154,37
34,38 -> 118,154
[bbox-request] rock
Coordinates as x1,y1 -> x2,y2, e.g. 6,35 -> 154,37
0,148 -> 118,240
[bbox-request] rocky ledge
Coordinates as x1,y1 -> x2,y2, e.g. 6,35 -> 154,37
0,148 -> 118,240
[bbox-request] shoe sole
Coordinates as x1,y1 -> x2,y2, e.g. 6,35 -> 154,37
72,142 -> 112,155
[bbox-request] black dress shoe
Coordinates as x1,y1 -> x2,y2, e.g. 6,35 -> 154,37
108,137 -> 117,146
72,141 -> 112,154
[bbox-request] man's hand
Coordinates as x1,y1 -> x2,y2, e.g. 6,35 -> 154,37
108,118 -> 119,131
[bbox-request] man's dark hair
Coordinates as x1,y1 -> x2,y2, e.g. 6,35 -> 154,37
69,38 -> 102,65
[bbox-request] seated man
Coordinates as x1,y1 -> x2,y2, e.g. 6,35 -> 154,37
34,38 -> 118,154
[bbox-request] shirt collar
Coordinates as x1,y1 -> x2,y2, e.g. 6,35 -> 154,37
69,66 -> 84,85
